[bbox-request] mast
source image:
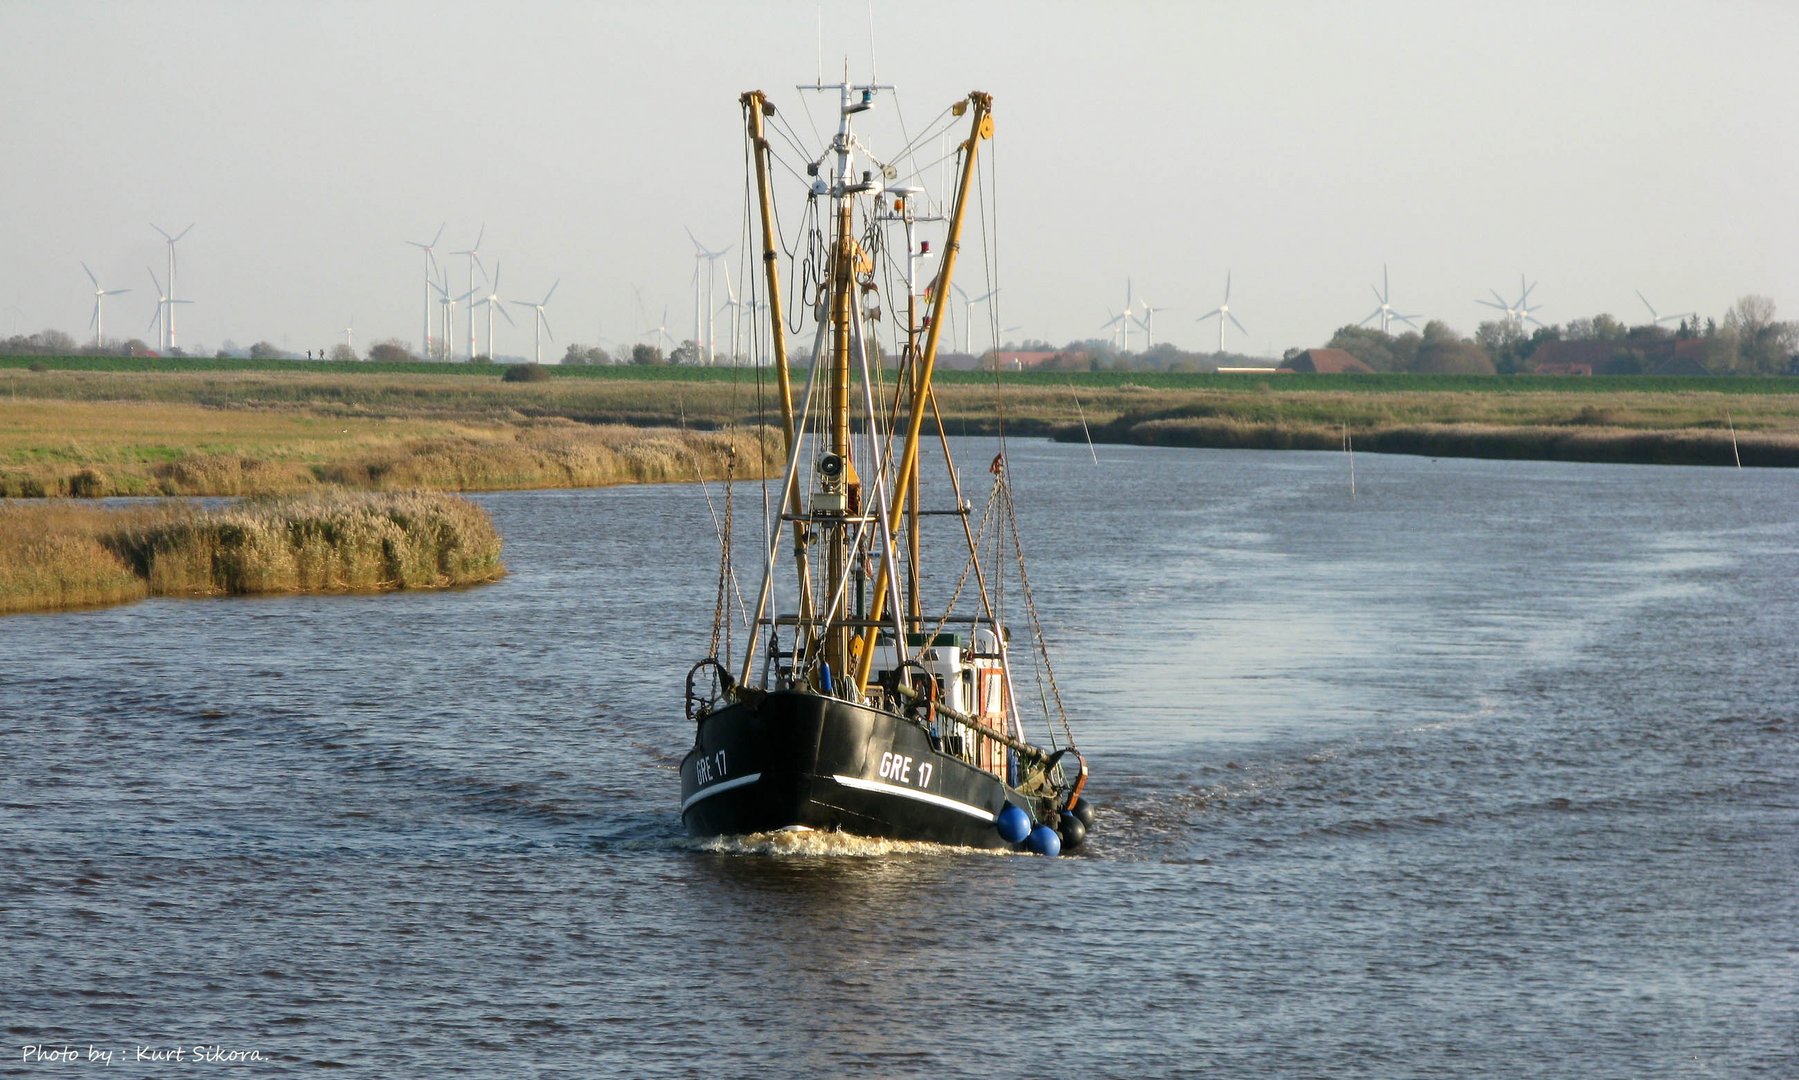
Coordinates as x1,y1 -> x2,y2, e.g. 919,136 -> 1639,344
825,79 -> 860,681
852,91 -> 992,696
739,94 -> 795,399
879,184 -> 939,634
814,74 -> 889,685
732,84 -> 990,699
737,90 -> 811,685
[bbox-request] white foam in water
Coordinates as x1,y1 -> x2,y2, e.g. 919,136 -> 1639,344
688,829 -> 1012,858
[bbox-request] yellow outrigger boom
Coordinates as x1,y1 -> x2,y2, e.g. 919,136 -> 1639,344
851,91 -> 992,696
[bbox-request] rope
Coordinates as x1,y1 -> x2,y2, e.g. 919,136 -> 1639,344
709,447 -> 736,660
996,462 -> 1074,748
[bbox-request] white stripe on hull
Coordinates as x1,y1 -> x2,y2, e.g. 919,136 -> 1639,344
681,772 -> 764,813
830,774 -> 997,822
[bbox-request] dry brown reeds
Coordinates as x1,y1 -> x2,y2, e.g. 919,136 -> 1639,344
317,423 -> 779,493
0,502 -> 148,613
0,491 -> 504,615
0,393 -> 780,498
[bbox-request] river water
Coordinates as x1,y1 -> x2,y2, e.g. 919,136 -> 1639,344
3,441 -> 1794,1077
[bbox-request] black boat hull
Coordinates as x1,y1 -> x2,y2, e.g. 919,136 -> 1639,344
680,690 -> 1032,849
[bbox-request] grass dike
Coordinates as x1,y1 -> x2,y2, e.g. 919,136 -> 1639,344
0,400 -> 779,499
1,491 -> 505,616
1073,403 -> 1799,467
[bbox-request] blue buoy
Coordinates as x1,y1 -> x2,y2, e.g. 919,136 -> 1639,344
995,804 -> 1031,844
1027,823 -> 1062,857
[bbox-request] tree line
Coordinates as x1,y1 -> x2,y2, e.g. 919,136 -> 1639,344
6,295 -> 1794,375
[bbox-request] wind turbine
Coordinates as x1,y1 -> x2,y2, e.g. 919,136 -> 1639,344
1635,290 -> 1695,328
1476,274 -> 1544,331
342,319 -> 356,357
1195,271 -> 1246,352
146,266 -> 192,353
644,306 -> 671,355
451,225 -> 487,360
510,280 -> 559,364
150,223 -> 193,352
1360,264 -> 1420,334
1096,279 -> 1145,351
434,277 -> 477,360
404,222 -> 446,356
686,227 -> 731,363
1098,308 -> 1129,351
81,263 -> 130,349
718,272 -> 746,364
1135,297 -> 1169,350
472,263 -> 514,360
952,283 -> 998,354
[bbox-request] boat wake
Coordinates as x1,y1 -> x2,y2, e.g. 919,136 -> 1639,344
685,829 -> 1012,859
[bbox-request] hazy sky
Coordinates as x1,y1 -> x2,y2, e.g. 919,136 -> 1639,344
4,0 -> 1796,360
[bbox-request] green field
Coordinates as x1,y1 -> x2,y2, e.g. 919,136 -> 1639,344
6,353 -> 1794,395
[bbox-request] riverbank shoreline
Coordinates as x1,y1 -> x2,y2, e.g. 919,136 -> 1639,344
3,364 -> 1795,498
1060,415 -> 1797,468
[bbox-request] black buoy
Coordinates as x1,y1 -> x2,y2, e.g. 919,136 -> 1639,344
1058,809 -> 1087,850
1070,798 -> 1096,830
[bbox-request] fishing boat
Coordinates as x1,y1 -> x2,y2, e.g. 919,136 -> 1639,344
679,77 -> 1092,854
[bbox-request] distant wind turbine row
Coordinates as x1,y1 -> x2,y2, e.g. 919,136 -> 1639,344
405,223 -> 558,362
1096,273 -> 1248,355
1475,274 -> 1546,331
80,223 -> 195,352
1095,267 -> 1696,355
686,227 -> 730,364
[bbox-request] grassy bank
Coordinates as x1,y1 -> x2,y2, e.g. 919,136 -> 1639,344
1099,415 -> 1799,467
0,491 -> 505,615
3,360 -> 1797,481
0,391 -> 779,498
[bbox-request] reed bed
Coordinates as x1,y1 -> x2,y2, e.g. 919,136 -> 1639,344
0,501 -> 148,612
0,391 -> 779,497
0,491 -> 504,615
317,423 -> 780,492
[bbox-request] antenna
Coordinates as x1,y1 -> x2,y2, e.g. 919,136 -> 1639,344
816,6 -> 823,86
867,0 -> 877,83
